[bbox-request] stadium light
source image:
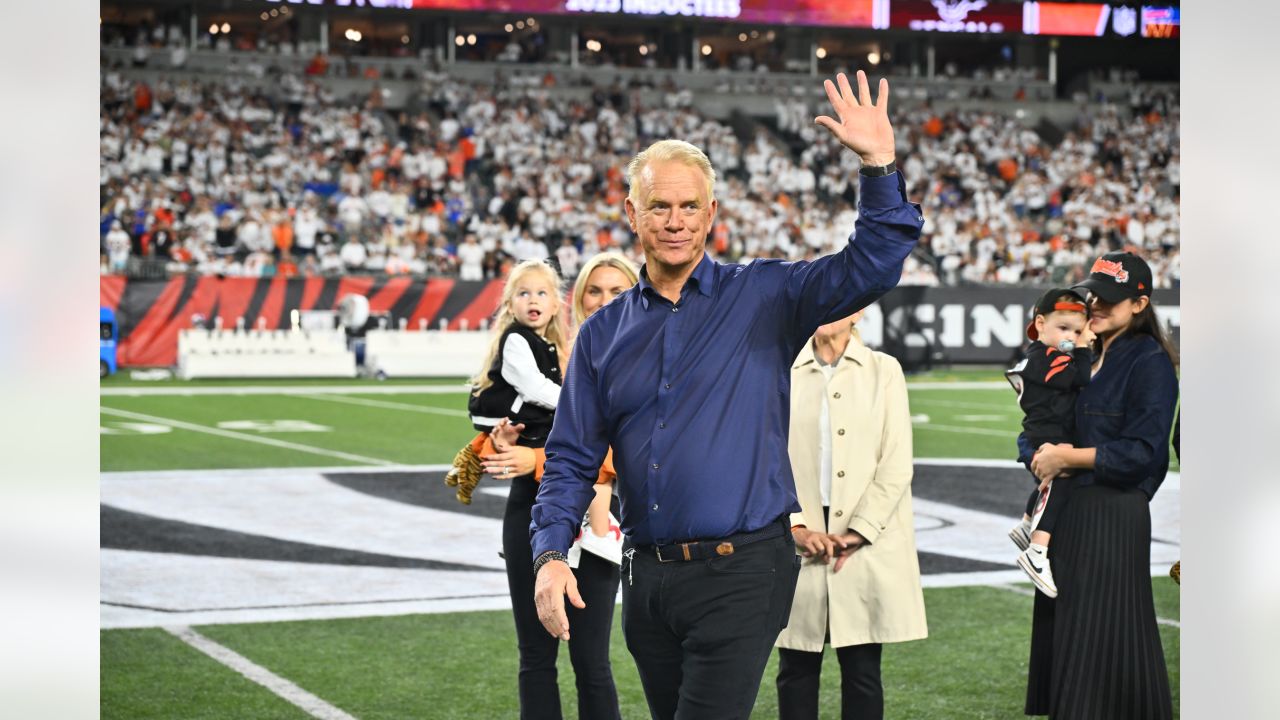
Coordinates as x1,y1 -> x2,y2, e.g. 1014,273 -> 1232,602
751,30 -> 760,39
816,47 -> 827,59
401,35 -> 410,44
639,45 -> 648,56
467,34 -> 477,45
527,17 -> 535,26
505,23 -> 514,32
210,23 -> 219,34
517,20 -> 525,29
270,9 -> 278,17
454,35 -> 465,46
867,51 -> 881,65
260,12 -> 269,21
280,7 -> 289,14
221,22 -> 230,34
701,44 -> 712,56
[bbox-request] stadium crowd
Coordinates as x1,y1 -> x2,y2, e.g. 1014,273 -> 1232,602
99,60 -> 1179,289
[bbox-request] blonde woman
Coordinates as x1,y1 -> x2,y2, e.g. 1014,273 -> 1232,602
480,253 -> 639,720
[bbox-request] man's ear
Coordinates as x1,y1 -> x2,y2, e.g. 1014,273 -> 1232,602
624,195 -> 638,232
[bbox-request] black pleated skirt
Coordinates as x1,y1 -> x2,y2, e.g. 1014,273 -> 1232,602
1025,483 -> 1173,719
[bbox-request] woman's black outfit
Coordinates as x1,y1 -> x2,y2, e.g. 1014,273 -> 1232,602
1019,333 -> 1177,719
503,474 -> 621,720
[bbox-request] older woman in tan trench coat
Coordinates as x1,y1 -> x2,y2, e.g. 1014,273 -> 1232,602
775,311 -> 927,720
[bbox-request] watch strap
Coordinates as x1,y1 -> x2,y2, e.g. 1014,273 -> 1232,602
859,160 -> 897,177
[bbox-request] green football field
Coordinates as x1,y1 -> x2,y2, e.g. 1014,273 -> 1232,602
100,371 -> 1180,718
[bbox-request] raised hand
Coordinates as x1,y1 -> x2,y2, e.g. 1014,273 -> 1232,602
815,70 -> 895,167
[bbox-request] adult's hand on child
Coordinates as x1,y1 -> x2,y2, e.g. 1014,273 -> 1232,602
534,559 -> 585,642
481,445 -> 536,479
1031,443 -> 1073,483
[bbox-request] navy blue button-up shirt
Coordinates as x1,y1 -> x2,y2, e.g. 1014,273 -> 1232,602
530,172 -> 924,557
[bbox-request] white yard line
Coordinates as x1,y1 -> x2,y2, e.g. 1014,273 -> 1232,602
910,397 -> 1015,411
914,422 -> 1020,438
163,626 -> 358,720
298,393 -> 469,417
98,407 -> 398,467
101,384 -> 470,396
905,381 -> 1008,390
993,585 -> 1181,628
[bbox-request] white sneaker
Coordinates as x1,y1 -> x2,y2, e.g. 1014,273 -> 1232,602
1009,519 -> 1032,551
575,512 -> 623,566
1017,545 -> 1058,598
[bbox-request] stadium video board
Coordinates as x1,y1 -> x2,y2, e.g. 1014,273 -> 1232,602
265,0 -> 1175,38
400,0 -> 885,28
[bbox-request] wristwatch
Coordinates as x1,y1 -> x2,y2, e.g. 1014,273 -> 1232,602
859,160 -> 897,177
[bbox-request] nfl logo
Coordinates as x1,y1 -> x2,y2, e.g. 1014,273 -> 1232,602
1112,6 -> 1138,37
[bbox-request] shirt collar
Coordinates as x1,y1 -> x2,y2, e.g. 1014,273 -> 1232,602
792,329 -> 871,370
638,253 -> 716,308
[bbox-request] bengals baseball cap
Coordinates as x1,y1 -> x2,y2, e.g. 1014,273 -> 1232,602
1026,288 -> 1088,341
1071,251 -> 1154,304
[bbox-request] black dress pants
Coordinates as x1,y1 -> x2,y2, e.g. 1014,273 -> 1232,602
621,524 -> 801,720
503,475 -> 621,720
776,643 -> 884,720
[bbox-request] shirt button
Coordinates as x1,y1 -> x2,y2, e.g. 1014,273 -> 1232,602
659,422 -> 666,429
834,510 -> 844,517
652,463 -> 660,470
833,392 -> 842,399
837,428 -> 846,436
837,471 -> 845,478
652,504 -> 660,511
672,307 -> 679,313
664,384 -> 671,390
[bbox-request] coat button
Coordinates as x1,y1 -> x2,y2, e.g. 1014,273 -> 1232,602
834,510 -> 844,517
837,428 -> 845,436
837,471 -> 845,478
833,392 -> 841,399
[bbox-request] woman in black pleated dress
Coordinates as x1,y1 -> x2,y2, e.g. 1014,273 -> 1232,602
1019,252 -> 1178,719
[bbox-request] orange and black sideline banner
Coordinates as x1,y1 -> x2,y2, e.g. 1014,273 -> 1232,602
101,276 -> 502,367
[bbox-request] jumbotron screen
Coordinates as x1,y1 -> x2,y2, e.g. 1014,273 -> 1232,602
405,0 -> 885,28
268,0 -> 1175,38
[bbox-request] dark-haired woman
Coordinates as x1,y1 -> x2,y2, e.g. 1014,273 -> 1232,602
1021,251 -> 1177,719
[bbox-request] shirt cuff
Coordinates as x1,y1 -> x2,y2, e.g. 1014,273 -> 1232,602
858,172 -> 907,210
847,515 -> 883,545
531,525 -> 575,559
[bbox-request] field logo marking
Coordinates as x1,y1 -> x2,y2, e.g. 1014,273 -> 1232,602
164,625 -> 359,720
99,407 -> 397,466
217,420 -> 334,433
100,422 -> 173,435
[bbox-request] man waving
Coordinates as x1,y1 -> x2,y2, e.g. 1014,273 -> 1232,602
531,71 -> 923,720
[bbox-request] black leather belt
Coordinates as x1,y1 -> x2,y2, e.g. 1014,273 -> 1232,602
644,515 -> 789,563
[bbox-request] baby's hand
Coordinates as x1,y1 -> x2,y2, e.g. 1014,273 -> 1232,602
490,418 -> 526,452
1079,326 -> 1096,348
